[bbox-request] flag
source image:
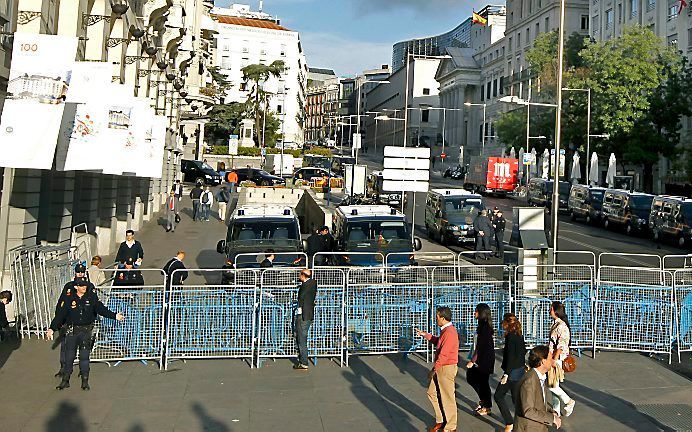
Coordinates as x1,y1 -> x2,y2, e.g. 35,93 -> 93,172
679,0 -> 688,14
472,12 -> 487,26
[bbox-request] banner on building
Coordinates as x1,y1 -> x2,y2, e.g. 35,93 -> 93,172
0,34 -> 78,169
137,115 -> 167,178
55,102 -> 110,172
99,84 -> 137,176
67,62 -> 111,104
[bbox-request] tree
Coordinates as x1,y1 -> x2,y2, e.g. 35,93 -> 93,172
241,60 -> 286,146
204,102 -> 245,145
495,107 -> 554,153
202,66 -> 233,103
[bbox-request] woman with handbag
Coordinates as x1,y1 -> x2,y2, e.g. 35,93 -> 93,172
494,313 -> 526,432
466,303 -> 495,416
548,301 -> 576,417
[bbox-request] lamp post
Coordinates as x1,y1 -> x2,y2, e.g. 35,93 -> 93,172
552,0 -> 567,254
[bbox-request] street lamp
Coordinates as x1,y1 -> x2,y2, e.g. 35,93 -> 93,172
464,102 -> 487,159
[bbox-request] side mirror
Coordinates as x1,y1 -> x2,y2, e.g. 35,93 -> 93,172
413,237 -> 423,251
302,239 -> 309,252
216,240 -> 226,254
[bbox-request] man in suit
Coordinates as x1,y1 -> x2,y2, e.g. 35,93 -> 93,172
163,251 -> 188,288
260,249 -> 275,268
515,345 -> 562,432
293,269 -> 317,371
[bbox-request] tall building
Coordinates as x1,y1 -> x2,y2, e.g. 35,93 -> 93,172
211,4 -> 308,145
392,19 -> 472,72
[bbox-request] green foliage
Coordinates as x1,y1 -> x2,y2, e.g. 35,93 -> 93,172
266,148 -> 302,158
206,66 -> 233,102
241,60 -> 286,146
304,147 -> 333,157
205,102 -> 245,143
238,147 -> 261,156
495,110 -> 527,150
211,146 -> 229,155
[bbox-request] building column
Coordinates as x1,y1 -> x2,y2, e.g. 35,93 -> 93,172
96,175 -> 117,255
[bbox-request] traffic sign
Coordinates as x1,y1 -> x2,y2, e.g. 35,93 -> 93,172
382,146 -> 430,193
440,152 -> 447,159
382,169 -> 429,181
522,153 -> 535,165
352,133 -> 362,149
383,180 -> 429,193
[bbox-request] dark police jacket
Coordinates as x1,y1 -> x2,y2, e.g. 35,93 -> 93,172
113,269 -> 145,286
55,279 -> 95,314
493,215 -> 507,232
50,290 -> 116,331
163,257 -> 188,286
297,278 -> 317,321
115,240 -> 144,263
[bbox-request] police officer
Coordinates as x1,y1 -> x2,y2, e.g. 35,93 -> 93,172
54,263 -> 91,378
492,209 -> 507,258
47,279 -> 124,390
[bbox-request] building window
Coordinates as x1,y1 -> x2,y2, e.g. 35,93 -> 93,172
421,109 -> 430,122
517,33 -> 521,48
545,16 -> 550,31
508,37 -> 513,51
480,84 -> 485,101
508,60 -> 512,75
536,22 -> 540,37
240,82 -> 247,91
630,0 -> 639,17
538,0 -> 542,8
529,0 -> 533,14
647,0 -> 656,10
487,81 -> 492,99
493,79 -> 498,97
277,104 -> 283,114
221,56 -> 231,69
618,3 -> 623,22
668,34 -> 678,46
668,4 -> 679,20
520,0 -> 524,17
526,28 -> 530,44
479,124 -> 484,142
581,15 -> 589,29
423,88 -> 431,95
501,46 -> 505,56
280,44 -> 286,56
606,9 -> 614,29
592,15 -> 599,33
499,76 -> 505,95
509,12 -> 513,25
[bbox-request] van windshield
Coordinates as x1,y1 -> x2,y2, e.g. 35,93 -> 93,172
229,220 -> 300,248
681,203 -> 692,221
444,198 -> 484,217
630,195 -> 654,210
590,190 -> 604,202
345,220 -> 410,252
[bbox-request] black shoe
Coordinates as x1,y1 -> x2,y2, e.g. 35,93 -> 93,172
54,370 -> 63,378
56,377 -> 70,390
293,363 -> 308,370
81,376 -> 90,391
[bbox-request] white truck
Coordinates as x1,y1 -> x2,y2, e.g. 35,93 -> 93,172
262,154 -> 295,177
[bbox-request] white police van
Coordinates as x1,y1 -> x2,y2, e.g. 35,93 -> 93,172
216,204 -> 305,268
332,205 -> 422,266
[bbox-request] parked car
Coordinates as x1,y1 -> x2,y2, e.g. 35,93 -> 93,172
568,185 -> 606,224
650,195 -> 692,247
425,189 -> 485,246
234,168 -> 286,186
292,167 -> 338,184
181,159 -> 222,185
527,178 -> 571,212
601,189 -> 654,235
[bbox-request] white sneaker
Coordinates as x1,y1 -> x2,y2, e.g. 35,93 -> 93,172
564,399 -> 576,417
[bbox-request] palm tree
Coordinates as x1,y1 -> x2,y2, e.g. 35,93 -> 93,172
241,60 -> 285,146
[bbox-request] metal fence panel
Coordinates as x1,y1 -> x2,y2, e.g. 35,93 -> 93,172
312,252 -> 385,269
514,265 -> 594,349
663,254 -> 692,271
256,268 -> 345,366
598,253 -> 662,269
345,267 -> 429,363
595,267 -> 675,358
385,252 -> 456,267
432,265 -> 510,350
674,269 -> 692,354
165,269 -> 258,368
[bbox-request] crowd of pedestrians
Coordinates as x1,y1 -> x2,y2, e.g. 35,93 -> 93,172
474,207 -> 507,260
418,302 -> 575,432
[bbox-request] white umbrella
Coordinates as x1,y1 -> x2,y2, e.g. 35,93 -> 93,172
509,147 -> 516,159
570,151 -> 581,184
518,147 -> 525,180
606,152 -> 616,188
589,152 -> 599,186
530,148 -> 538,177
541,148 -> 550,179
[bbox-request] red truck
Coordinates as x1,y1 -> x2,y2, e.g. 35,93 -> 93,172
464,156 -> 519,196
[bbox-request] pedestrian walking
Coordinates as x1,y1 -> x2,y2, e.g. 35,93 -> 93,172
115,229 -> 144,265
201,186 -> 214,221
466,303 -> 495,416
260,249 -> 275,268
548,301 -> 576,417
494,313 -> 527,432
514,345 -> 561,432
474,210 -> 493,260
172,180 -> 183,204
165,190 -> 178,232
216,185 -> 230,222
163,251 -> 188,288
48,278 -> 124,390
228,169 -> 238,194
0,290 -> 12,341
415,306 -> 459,432
189,183 -> 203,222
493,209 -> 507,258
293,269 -> 317,370
87,256 -> 105,286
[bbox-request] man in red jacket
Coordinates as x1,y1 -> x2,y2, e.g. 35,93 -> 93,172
416,306 -> 460,432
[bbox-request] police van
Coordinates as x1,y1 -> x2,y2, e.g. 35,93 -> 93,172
649,195 -> 692,247
424,189 -> 484,246
601,189 -> 654,235
216,204 -> 305,268
366,171 -> 405,208
568,185 -> 606,224
332,205 -> 422,266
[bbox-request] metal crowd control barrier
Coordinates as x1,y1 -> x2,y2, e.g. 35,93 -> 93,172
90,269 -> 167,367
673,269 -> 692,358
312,251 -> 385,268
9,244 -> 78,338
514,265 -> 594,350
458,250 -> 496,263
385,251 -> 457,267
555,251 -> 596,268
234,252 -> 308,268
344,267 -> 430,366
663,254 -> 692,271
165,269 -> 258,369
431,264 -> 510,350
256,268 -> 346,367
594,266 -> 675,363
598,252 -> 662,269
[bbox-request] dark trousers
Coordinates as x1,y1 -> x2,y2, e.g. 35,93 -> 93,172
475,234 -> 492,259
467,367 -> 492,408
294,316 -> 312,365
57,330 -> 67,371
192,199 -> 200,221
494,230 -> 505,257
494,378 -> 520,425
63,327 -> 93,378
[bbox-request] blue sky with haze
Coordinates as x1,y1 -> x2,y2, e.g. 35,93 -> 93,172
218,0 -> 490,76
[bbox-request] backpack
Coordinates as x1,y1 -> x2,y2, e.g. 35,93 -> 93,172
202,192 -> 209,204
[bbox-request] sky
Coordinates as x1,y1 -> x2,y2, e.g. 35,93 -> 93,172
218,0 -> 490,76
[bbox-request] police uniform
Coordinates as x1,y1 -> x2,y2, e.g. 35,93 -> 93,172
50,282 -> 118,390
54,265 -> 92,377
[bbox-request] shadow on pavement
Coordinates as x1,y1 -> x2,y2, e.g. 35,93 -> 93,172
0,331 -> 21,369
45,401 -> 87,432
192,401 -> 232,432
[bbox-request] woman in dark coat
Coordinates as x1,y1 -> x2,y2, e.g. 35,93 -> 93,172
466,303 -> 495,416
494,313 -> 527,431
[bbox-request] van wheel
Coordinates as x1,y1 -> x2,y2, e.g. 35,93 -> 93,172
196,177 -> 205,185
604,219 -> 610,229
653,230 -> 660,241
586,214 -> 592,224
679,235 -> 686,247
570,211 -> 576,221
626,223 -> 633,236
